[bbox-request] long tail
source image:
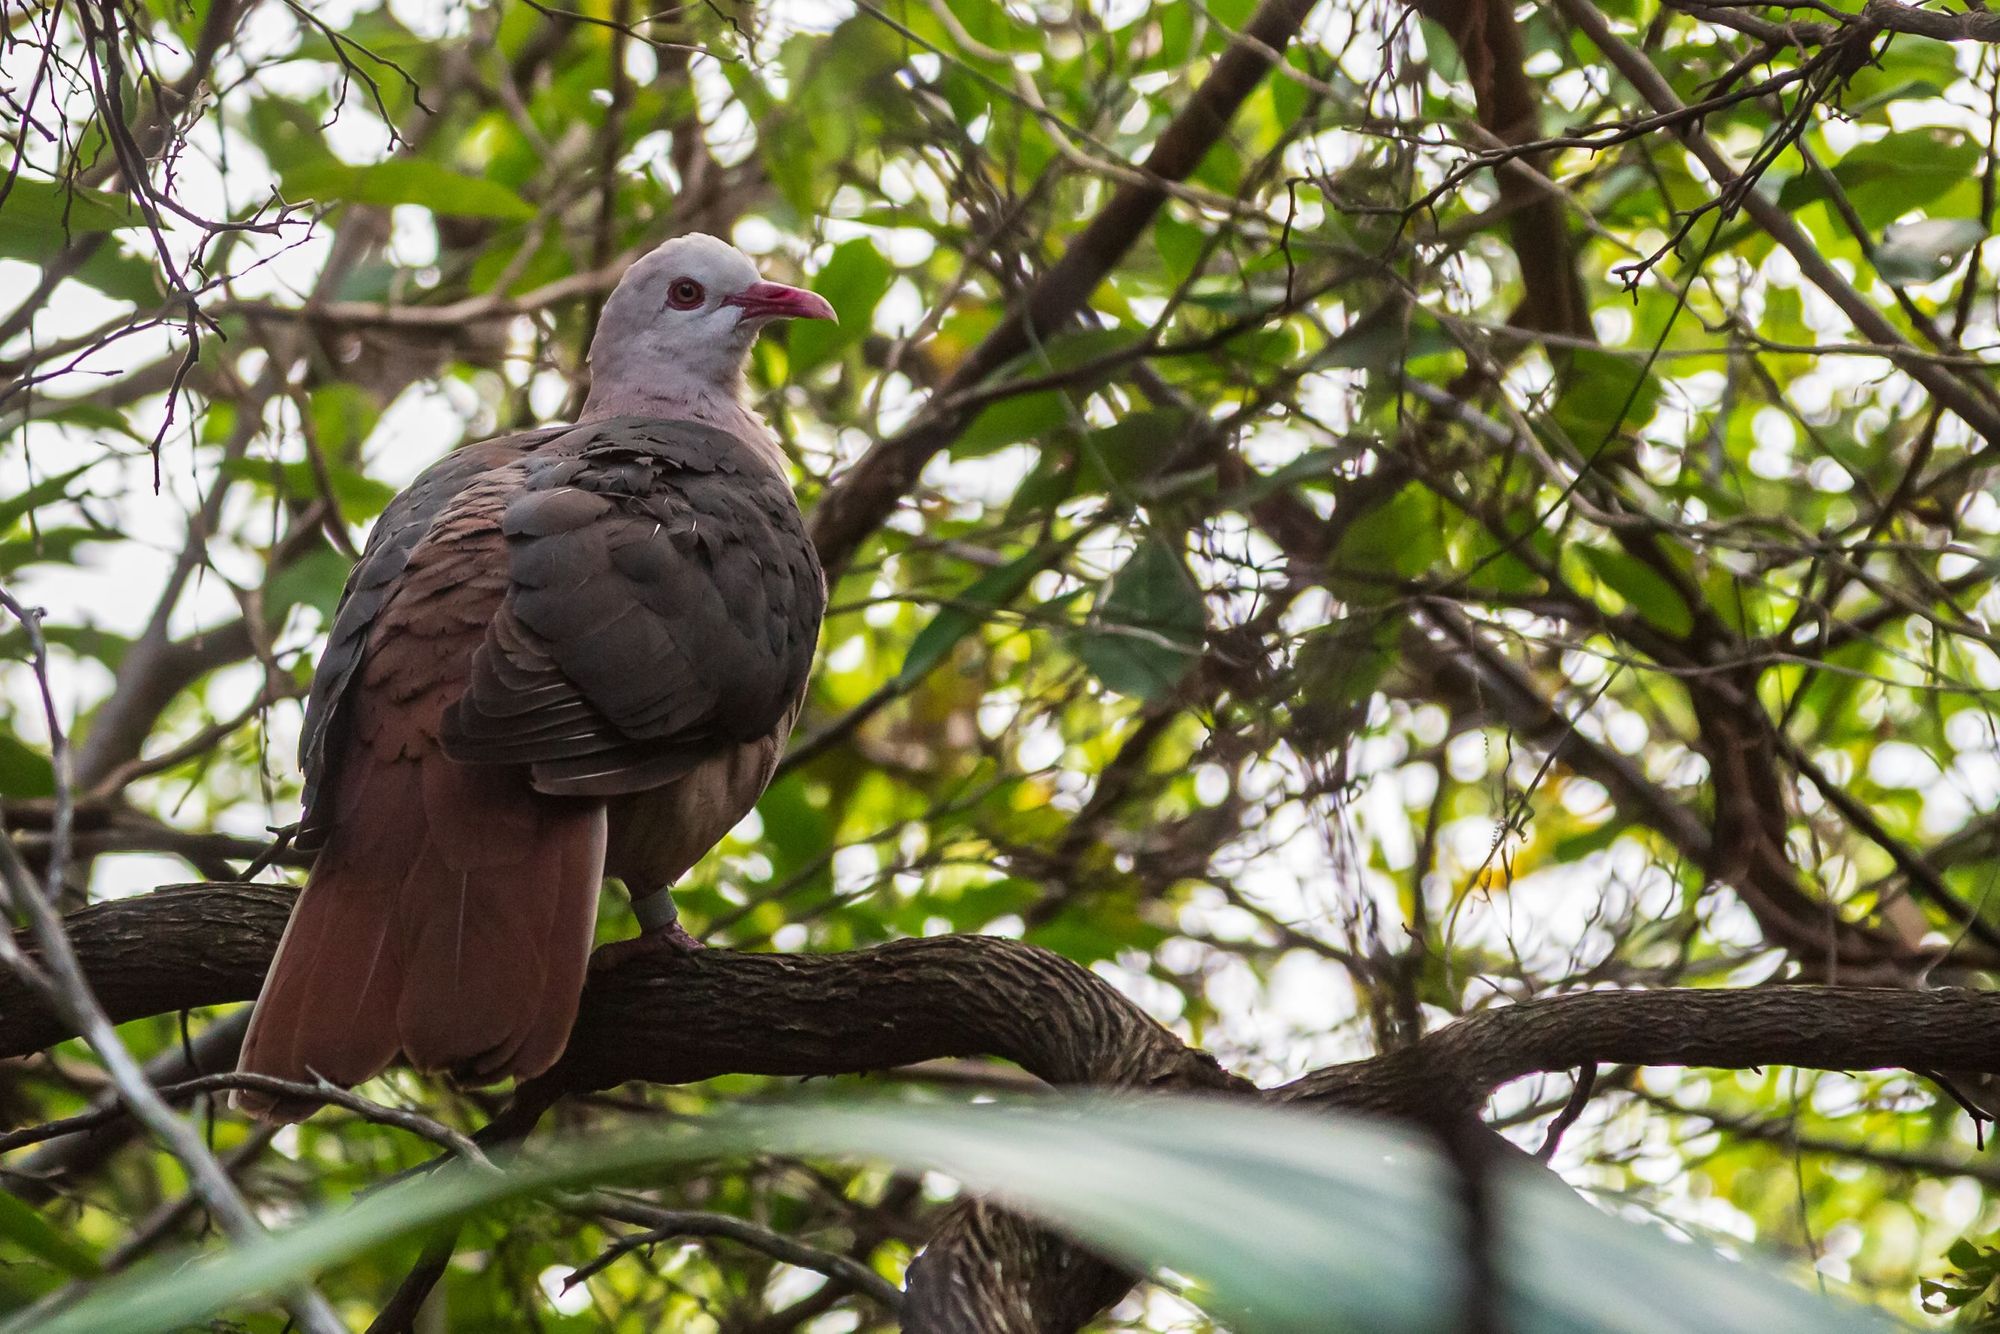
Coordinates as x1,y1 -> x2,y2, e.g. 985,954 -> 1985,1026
235,747 -> 604,1121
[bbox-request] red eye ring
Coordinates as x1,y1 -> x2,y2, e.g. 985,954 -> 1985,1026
666,278 -> 706,310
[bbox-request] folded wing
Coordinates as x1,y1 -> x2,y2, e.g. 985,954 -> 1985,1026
442,417 -> 824,796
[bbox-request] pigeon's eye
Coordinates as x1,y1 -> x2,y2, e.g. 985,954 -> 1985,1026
666,278 -> 706,309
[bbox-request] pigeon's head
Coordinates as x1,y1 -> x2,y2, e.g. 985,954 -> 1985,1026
587,233 -> 834,410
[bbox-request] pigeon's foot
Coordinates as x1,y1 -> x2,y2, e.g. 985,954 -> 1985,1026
591,890 -> 705,971
590,922 -> 706,971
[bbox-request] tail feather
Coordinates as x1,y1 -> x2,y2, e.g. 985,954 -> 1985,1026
235,746 -> 604,1121
235,874 -> 408,1119
506,807 -> 608,1078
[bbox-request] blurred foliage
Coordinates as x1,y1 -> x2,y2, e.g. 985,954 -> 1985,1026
31,1096 -> 1896,1334
1,0 -> 1999,1329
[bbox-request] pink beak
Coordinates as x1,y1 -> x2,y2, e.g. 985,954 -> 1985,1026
724,281 -> 837,323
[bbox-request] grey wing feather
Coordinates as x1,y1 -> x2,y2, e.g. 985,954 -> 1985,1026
441,417 -> 824,798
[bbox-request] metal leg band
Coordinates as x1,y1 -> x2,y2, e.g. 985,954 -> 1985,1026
633,890 -> 680,934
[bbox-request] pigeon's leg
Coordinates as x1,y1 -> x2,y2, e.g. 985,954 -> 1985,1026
633,886 -> 706,950
591,885 -> 705,971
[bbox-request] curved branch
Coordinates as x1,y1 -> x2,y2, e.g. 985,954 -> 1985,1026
1282,985 -> 2000,1109
541,927 -> 1245,1097
14,884 -> 2000,1125
6,884 -> 1243,1332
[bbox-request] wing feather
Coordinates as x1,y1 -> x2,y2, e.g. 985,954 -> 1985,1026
441,417 -> 824,797
301,417 -> 822,816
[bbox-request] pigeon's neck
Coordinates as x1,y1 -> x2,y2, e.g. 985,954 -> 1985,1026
579,379 -> 786,474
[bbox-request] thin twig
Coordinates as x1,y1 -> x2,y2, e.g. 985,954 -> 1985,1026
1535,1064 -> 1598,1161
564,1191 -> 905,1311
0,1071 -> 493,1168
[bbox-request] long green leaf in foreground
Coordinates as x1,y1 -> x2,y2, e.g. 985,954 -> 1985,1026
22,1095 -> 1897,1334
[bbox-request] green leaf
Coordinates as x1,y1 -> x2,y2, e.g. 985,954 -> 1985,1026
265,547 -> 355,622
1080,409 -> 1191,494
1154,214 -> 1207,284
1010,409 -> 1195,518
1577,546 -> 1693,638
1551,348 -> 1662,449
0,528 -> 102,576
309,383 -> 383,461
789,238 -> 893,372
64,243 -> 162,304
1320,305 -> 1451,372
25,402 -> 144,439
242,96 -> 339,177
1840,38 -> 1964,118
0,732 -> 55,799
957,331 -> 1143,456
281,160 -> 535,220
1874,217 -> 1986,284
956,390 -> 1074,457
0,1190 -> 101,1278
1451,528 -> 1546,597
0,625 -> 131,671
30,1097 -> 1890,1334
1503,1146 -> 1895,1333
1222,447 -> 1346,508
1072,537 -> 1205,700
219,458 -> 399,522
1332,483 -> 1445,603
0,180 -> 142,255
1292,618 -> 1396,741
895,544 -> 1064,689
0,465 -> 93,533
1777,129 -> 1980,227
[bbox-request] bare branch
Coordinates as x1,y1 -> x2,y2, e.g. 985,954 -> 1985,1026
564,1192 -> 905,1312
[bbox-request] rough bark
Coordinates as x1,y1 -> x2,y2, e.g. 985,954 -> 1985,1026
13,885 -> 2000,1124
1279,985 -> 2000,1109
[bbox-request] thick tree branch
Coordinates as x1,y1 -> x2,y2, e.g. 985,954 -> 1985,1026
1281,985 -> 2000,1111
0,883 -> 1240,1098
19,888 -> 2000,1120
1671,0 -> 2000,48
0,884 -> 289,1056
17,885 -> 2000,1120
19,888 -> 2000,1116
